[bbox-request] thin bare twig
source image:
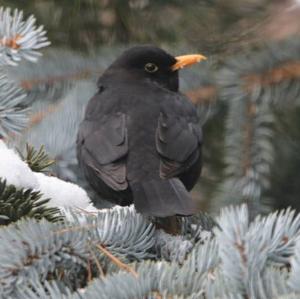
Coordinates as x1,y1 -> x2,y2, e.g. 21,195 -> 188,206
87,259 -> 92,282
88,245 -> 105,278
95,244 -> 138,278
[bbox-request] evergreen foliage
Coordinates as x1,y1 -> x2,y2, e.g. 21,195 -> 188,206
20,144 -> 55,173
0,7 -> 50,66
1,205 -> 300,298
214,38 -> 300,217
0,6 -> 50,138
0,179 -> 62,225
0,72 -> 28,138
0,7 -> 60,227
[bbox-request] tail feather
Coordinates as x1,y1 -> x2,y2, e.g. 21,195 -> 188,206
131,178 -> 197,217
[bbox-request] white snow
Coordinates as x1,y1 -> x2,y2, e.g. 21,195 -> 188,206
0,140 -> 39,189
34,172 -> 94,209
0,139 -> 96,211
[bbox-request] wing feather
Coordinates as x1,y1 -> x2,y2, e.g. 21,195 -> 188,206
77,113 -> 128,191
156,102 -> 202,179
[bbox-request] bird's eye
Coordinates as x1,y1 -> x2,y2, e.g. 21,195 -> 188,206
144,63 -> 159,73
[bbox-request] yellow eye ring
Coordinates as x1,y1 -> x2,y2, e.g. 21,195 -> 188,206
144,63 -> 158,73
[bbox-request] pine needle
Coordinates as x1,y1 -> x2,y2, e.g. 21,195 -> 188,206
88,245 -> 105,278
95,244 -> 138,278
20,144 -> 55,172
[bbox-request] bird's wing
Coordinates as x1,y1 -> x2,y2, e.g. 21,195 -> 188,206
77,112 -> 128,191
156,96 -> 202,178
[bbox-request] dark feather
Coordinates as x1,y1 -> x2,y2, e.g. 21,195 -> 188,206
77,113 -> 128,191
156,102 -> 202,180
132,178 -> 197,217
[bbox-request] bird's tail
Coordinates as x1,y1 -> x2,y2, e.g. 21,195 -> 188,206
131,178 -> 197,217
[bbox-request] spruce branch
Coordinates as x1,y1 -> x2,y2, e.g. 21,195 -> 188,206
95,244 -> 138,278
0,7 -> 50,66
20,143 -> 55,173
181,212 -> 218,241
186,85 -> 217,105
289,240 -> 300,293
214,205 -> 300,298
0,206 -> 155,297
72,241 -> 221,299
0,178 -> 62,225
64,206 -> 155,261
3,49 -> 108,107
215,49 -> 275,216
0,218 -> 89,297
15,81 -> 96,183
0,72 -> 28,138
20,67 -> 101,91
1,205 -> 300,298
14,280 -> 76,299
0,6 -> 50,140
153,229 -> 194,264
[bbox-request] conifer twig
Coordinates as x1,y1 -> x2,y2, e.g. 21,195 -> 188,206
95,244 -> 138,278
54,223 -> 97,235
88,245 -> 105,278
20,69 -> 103,90
0,34 -> 22,49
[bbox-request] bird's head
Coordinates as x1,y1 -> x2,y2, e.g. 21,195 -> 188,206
106,45 -> 206,92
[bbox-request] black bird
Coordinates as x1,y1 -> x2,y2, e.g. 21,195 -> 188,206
77,45 -> 206,217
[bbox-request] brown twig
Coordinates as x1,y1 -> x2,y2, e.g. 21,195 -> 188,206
185,85 -> 217,105
95,244 -> 138,278
20,69 -> 102,90
87,259 -> 93,282
244,61 -> 300,91
0,34 -> 22,49
75,207 -> 99,216
241,101 -> 256,176
150,291 -> 164,299
3,102 -> 62,142
235,241 -> 248,265
54,223 -> 97,235
28,105 -> 59,127
88,246 -> 105,278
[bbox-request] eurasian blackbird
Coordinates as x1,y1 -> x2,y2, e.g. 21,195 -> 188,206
77,45 -> 206,217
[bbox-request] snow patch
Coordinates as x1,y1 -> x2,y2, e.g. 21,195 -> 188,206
34,172 -> 93,209
0,140 -> 95,211
0,140 -> 39,189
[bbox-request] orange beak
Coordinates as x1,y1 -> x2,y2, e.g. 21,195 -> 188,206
171,54 -> 207,71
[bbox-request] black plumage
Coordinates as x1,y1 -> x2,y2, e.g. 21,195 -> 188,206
77,45 -> 204,217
